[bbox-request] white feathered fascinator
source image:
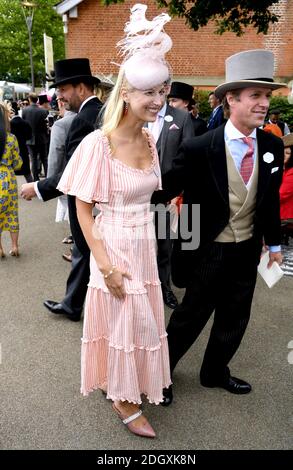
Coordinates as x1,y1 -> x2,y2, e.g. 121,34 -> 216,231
117,3 -> 172,90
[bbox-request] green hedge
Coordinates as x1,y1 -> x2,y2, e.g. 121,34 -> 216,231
193,90 -> 211,121
268,96 -> 293,131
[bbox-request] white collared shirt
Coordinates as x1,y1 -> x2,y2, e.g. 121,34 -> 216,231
224,119 -> 257,173
148,102 -> 167,141
79,95 -> 97,112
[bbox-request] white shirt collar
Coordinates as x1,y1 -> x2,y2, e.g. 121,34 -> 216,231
213,104 -> 221,114
225,119 -> 257,141
159,102 -> 167,118
79,95 -> 96,113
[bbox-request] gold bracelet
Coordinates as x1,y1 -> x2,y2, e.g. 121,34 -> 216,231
103,265 -> 117,279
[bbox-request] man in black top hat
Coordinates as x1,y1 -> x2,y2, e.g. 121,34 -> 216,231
168,81 -> 194,112
21,58 -> 103,322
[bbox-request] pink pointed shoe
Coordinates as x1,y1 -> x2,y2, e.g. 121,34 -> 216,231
112,403 -> 156,438
9,248 -> 19,257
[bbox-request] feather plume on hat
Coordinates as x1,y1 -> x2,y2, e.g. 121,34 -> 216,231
117,4 -> 172,90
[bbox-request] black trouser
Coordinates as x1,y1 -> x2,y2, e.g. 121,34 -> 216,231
28,143 -> 48,181
155,209 -> 173,288
167,239 -> 259,383
62,195 -> 90,316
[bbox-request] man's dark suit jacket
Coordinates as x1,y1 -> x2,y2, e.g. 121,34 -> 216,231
37,97 -> 102,201
190,115 -> 207,136
156,104 -> 194,175
153,124 -> 284,287
22,103 -> 48,145
207,105 -> 225,130
11,116 -> 32,175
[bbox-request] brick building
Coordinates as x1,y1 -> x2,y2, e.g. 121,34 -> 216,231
56,0 -> 293,94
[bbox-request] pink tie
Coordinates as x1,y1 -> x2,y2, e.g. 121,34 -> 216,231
240,137 -> 254,184
151,114 -> 161,143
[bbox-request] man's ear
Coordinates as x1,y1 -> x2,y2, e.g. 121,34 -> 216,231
165,84 -> 171,95
226,92 -> 234,107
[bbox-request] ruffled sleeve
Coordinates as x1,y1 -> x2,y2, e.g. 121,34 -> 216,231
57,130 -> 110,203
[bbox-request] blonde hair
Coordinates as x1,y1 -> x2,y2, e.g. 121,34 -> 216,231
0,101 -> 12,132
101,67 -> 129,136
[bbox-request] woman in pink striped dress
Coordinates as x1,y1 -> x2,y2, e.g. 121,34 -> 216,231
57,5 -> 173,438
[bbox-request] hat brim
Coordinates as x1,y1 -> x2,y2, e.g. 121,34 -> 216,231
215,80 -> 287,100
49,75 -> 100,89
282,133 -> 293,147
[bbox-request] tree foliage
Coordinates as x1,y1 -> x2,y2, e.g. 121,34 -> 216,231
104,0 -> 281,36
269,96 -> 293,130
0,0 -> 65,85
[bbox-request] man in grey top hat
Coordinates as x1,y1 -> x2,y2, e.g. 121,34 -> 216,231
152,49 -> 286,405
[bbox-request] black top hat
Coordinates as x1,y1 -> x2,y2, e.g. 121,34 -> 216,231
38,94 -> 49,105
49,58 -> 100,89
168,81 -> 194,102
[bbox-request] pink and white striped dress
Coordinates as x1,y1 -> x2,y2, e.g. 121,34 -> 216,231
57,128 -> 171,404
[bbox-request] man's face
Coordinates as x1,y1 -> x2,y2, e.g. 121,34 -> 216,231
168,97 -> 189,111
228,87 -> 272,134
269,113 -> 280,124
57,83 -> 83,112
208,93 -> 218,109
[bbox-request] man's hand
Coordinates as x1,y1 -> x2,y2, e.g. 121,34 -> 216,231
21,183 -> 37,201
268,250 -> 283,268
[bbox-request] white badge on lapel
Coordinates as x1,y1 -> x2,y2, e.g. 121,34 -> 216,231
271,167 -> 279,174
263,152 -> 274,164
164,115 -> 173,122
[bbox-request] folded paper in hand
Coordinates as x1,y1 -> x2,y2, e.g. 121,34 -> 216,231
257,251 -> 284,288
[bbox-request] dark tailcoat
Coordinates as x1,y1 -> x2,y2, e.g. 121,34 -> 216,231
155,124 -> 283,287
37,97 -> 103,316
10,116 -> 32,175
156,104 -> 194,175
22,104 -> 48,145
154,104 -> 194,288
190,115 -> 207,136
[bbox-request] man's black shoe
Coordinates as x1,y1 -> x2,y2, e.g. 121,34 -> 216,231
161,386 -> 173,406
201,376 -> 252,394
43,300 -> 81,322
162,287 -> 178,309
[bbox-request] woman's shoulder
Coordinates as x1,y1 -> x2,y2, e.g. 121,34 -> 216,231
82,128 -> 105,144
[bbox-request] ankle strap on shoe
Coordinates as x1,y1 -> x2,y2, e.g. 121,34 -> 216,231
122,410 -> 142,425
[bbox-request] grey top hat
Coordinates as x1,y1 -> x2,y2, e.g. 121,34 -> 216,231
215,49 -> 287,100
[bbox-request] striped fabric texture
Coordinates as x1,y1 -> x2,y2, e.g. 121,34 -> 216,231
58,129 -> 171,404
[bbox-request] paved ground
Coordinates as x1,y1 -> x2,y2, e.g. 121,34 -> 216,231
0,176 -> 292,450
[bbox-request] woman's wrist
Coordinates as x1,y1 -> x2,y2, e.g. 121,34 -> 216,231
100,265 -> 117,279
